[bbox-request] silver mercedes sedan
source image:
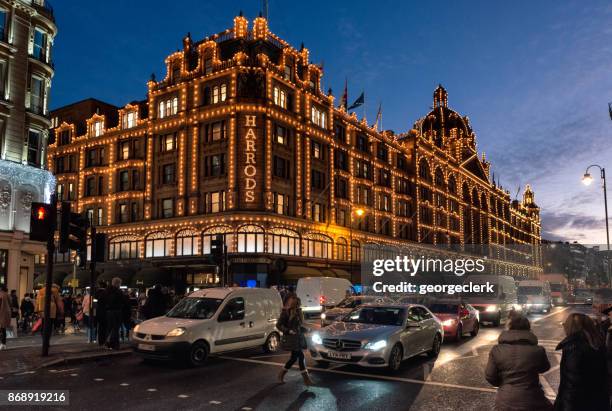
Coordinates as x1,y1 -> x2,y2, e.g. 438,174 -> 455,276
309,304 -> 443,372
321,295 -> 396,327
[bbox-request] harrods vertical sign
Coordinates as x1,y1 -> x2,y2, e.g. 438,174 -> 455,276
238,114 -> 264,209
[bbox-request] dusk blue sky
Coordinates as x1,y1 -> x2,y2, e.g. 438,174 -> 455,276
50,1 -> 612,244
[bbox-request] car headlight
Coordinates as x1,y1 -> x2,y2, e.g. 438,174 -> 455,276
441,319 -> 456,327
166,327 -> 186,337
320,313 -> 326,320
364,340 -> 387,351
513,304 -> 523,311
311,333 -> 323,345
485,305 -> 498,312
133,324 -> 141,333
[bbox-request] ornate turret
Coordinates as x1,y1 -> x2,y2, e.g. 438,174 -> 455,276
434,84 -> 448,108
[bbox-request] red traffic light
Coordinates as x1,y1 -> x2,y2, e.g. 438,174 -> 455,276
35,206 -> 47,220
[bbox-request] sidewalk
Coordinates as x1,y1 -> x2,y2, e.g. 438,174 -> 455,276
1,332 -> 132,376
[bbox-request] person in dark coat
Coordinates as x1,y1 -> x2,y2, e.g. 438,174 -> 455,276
554,313 -> 609,411
485,315 -> 552,411
95,282 -> 108,346
20,294 -> 34,332
104,278 -> 129,350
276,295 -> 313,386
141,284 -> 167,319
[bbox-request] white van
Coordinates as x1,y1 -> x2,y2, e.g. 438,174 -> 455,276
518,280 -> 552,313
463,275 -> 518,326
132,287 -> 282,366
297,277 -> 353,317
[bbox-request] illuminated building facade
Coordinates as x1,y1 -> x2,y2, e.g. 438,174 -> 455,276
0,0 -> 56,294
45,15 -> 541,289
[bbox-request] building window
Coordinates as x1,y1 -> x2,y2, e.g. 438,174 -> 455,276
57,184 -> 64,201
274,125 -> 287,145
377,143 -> 388,161
29,76 -> 45,114
273,86 -> 287,109
356,160 -> 371,180
119,170 -> 129,191
58,130 -> 70,146
92,120 -> 103,137
119,204 -> 129,223
97,208 -> 103,226
68,183 -> 74,200
131,203 -> 138,221
119,141 -> 130,160
109,236 -> 140,260
0,10 -> 6,42
356,134 -> 369,152
311,170 -> 325,190
336,209 -> 347,227
0,60 -> 6,98
161,198 -> 174,218
204,57 -> 213,75
145,232 -> 172,258
27,130 -> 41,166
161,164 -> 175,184
202,228 -> 233,254
206,191 -> 226,213
337,238 -> 348,261
335,177 -> 348,199
161,133 -> 175,151
204,154 -> 225,177
312,203 -> 325,222
273,156 -> 290,179
334,149 -> 348,171
268,228 -> 299,256
158,96 -> 178,118
334,124 -> 345,142
212,84 -> 227,103
202,121 -> 226,142
123,111 -> 136,129
32,28 -> 48,62
303,234 -> 332,259
311,106 -> 327,128
284,64 -> 292,81
237,225 -> 264,253
312,140 -> 323,159
176,229 -> 200,256
273,193 -> 288,215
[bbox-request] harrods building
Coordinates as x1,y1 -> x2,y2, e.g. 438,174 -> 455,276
41,15 -> 542,291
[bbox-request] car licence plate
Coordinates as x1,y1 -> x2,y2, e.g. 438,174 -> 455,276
327,351 -> 351,360
138,343 -> 155,351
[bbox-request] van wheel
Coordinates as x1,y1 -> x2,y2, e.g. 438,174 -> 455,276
427,334 -> 442,358
187,341 -> 209,367
387,344 -> 403,372
263,332 -> 280,353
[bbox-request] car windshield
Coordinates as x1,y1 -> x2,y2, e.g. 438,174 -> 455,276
429,304 -> 458,314
343,307 -> 405,326
518,286 -> 543,295
166,297 -> 223,319
335,297 -> 360,308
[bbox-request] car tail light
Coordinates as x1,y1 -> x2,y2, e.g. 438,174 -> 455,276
320,295 -> 326,305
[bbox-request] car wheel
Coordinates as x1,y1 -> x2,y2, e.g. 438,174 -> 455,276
187,340 -> 209,367
263,332 -> 280,353
455,324 -> 463,342
470,321 -> 479,337
427,334 -> 442,358
387,344 -> 403,372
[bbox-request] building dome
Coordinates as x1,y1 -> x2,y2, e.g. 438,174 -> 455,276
415,85 -> 473,143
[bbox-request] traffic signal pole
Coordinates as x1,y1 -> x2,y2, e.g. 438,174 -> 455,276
88,226 -> 96,343
41,195 -> 57,357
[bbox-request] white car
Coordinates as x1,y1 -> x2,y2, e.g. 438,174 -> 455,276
132,287 -> 282,366
310,304 -> 443,372
321,296 -> 395,326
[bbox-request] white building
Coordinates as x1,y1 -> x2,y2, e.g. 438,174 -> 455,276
0,0 -> 56,296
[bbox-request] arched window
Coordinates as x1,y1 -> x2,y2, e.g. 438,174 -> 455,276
418,159 -> 431,181
303,233 -> 332,259
202,226 -> 234,254
472,188 -> 480,207
145,232 -> 172,258
336,237 -> 348,260
237,225 -> 265,253
481,193 -> 488,211
448,175 -> 457,195
176,229 -> 200,256
462,183 -> 471,203
109,235 -> 141,260
351,240 -> 361,262
434,168 -> 445,188
268,228 -> 300,256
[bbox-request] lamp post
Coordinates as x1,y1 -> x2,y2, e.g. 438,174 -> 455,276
582,164 -> 610,285
349,206 -> 365,283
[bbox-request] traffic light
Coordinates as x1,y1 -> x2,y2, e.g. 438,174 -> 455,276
59,202 -> 89,254
211,235 -> 225,266
29,202 -> 55,242
92,232 -> 107,263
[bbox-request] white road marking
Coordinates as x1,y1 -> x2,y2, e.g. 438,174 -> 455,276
531,307 -> 569,323
241,407 -> 253,410
120,383 -> 130,386
50,368 -> 78,374
69,373 -> 78,377
94,378 -> 104,381
15,371 -> 36,375
209,400 -> 222,405
147,388 -> 157,392
177,394 -> 189,398
251,353 -> 289,359
218,356 -> 498,395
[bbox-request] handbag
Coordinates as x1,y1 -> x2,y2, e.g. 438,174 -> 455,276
31,318 -> 43,333
76,310 -> 84,322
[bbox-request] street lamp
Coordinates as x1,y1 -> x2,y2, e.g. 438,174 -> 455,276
349,206 -> 366,282
582,164 -> 610,285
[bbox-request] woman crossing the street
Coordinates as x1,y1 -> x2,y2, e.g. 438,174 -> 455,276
485,315 -> 552,411
276,294 -> 313,386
